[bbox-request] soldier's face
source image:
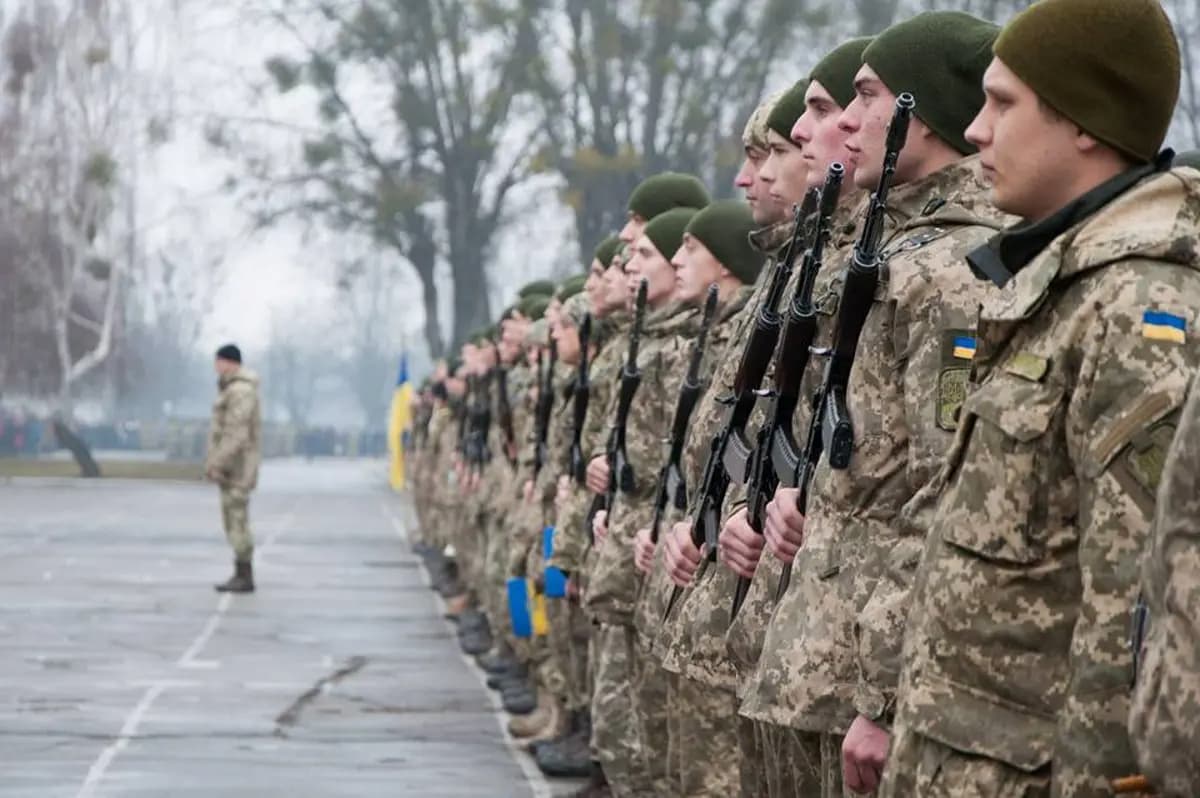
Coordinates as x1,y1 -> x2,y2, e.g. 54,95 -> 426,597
672,233 -> 722,306
585,258 -> 607,315
794,80 -> 856,192
761,130 -> 809,209
602,262 -> 628,311
966,58 -> 1084,223
841,64 -> 921,190
625,235 -> 675,307
619,213 -> 647,244
550,316 -> 582,365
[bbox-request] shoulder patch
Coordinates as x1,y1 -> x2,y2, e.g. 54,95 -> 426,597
1112,419 -> 1179,514
1142,310 -> 1186,344
937,367 -> 970,431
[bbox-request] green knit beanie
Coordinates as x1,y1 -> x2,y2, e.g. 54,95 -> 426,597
518,294 -> 550,321
594,235 -> 621,269
685,200 -> 766,285
766,79 -> 809,140
556,273 -> 588,302
643,207 -> 701,262
810,37 -> 874,109
864,12 -> 998,155
519,279 -> 556,299
994,0 -> 1179,164
626,173 -> 711,220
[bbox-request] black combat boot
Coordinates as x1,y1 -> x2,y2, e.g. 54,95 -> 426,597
214,560 -> 255,593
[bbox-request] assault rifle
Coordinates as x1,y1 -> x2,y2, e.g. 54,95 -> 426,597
586,279 -> 648,544
466,370 -> 492,476
496,365 -> 517,467
729,163 -> 844,620
648,285 -> 720,546
774,93 -> 915,601
569,313 -> 594,484
532,338 -> 558,480
662,192 -> 817,620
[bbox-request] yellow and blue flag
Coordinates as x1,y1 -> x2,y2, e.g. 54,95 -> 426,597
387,354 -> 413,491
1143,310 -> 1187,344
952,335 -> 977,361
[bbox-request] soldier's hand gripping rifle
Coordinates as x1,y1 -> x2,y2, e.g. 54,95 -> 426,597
774,93 -> 915,601
729,164 -> 844,621
648,286 -> 720,547
569,313 -> 594,484
662,194 -> 816,620
532,338 -> 558,481
586,279 -> 648,544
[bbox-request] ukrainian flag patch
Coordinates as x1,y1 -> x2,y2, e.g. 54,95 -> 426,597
1142,310 -> 1187,344
952,335 -> 977,360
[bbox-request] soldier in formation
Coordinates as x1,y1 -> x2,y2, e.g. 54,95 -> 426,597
408,1 -> 1200,795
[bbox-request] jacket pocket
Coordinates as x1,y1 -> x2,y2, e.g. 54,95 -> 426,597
939,376 -> 1064,565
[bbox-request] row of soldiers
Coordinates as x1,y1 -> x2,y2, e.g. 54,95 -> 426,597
411,1 -> 1200,796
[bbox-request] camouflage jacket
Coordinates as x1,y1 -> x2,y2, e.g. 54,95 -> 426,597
632,286 -> 756,647
894,163 -> 1200,794
654,220 -> 794,679
723,192 -> 865,691
583,303 -> 699,625
742,157 -> 1009,731
515,366 -> 578,576
551,314 -> 628,574
205,368 -> 262,493
1130,376 -> 1200,798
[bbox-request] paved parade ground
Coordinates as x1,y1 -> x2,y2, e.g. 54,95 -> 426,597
0,460 -> 561,798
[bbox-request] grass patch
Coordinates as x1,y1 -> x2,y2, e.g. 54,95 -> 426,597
0,459 -> 205,481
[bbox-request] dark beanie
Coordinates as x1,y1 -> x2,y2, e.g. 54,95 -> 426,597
518,294 -> 550,321
556,273 -> 588,301
216,344 -> 242,363
644,207 -> 700,261
627,173 -> 711,220
864,12 -> 998,155
594,235 -> 621,268
766,79 -> 809,140
810,37 -> 874,109
994,0 -> 1179,164
685,200 -> 766,285
519,279 -> 556,299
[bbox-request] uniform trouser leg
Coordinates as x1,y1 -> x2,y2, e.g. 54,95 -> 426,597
631,642 -> 670,795
565,601 -> 592,711
738,714 -> 769,798
219,487 -> 253,562
879,723 -> 1051,798
540,597 -> 570,699
672,675 -> 741,797
590,622 -> 649,797
759,721 -> 823,798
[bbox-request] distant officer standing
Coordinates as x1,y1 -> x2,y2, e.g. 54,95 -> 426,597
205,344 -> 262,594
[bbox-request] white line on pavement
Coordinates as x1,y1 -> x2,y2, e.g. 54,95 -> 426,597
381,499 -> 555,798
76,682 -> 167,798
76,513 -> 296,796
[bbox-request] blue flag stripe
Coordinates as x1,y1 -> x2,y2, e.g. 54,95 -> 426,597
1143,311 -> 1186,331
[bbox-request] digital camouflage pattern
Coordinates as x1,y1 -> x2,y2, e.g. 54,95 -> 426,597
206,368 -> 262,493
723,195 -> 864,689
888,166 -> 1200,797
590,622 -> 648,796
741,157 -> 1008,736
583,304 -> 698,625
1130,379 -> 1200,797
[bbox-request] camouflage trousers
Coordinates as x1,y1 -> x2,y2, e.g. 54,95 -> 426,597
879,724 -> 1051,798
757,721 -> 848,797
591,622 -> 652,797
667,676 -> 741,797
548,598 -> 592,711
219,487 -> 253,562
481,513 -> 513,640
631,638 -> 670,795
738,715 -> 769,798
